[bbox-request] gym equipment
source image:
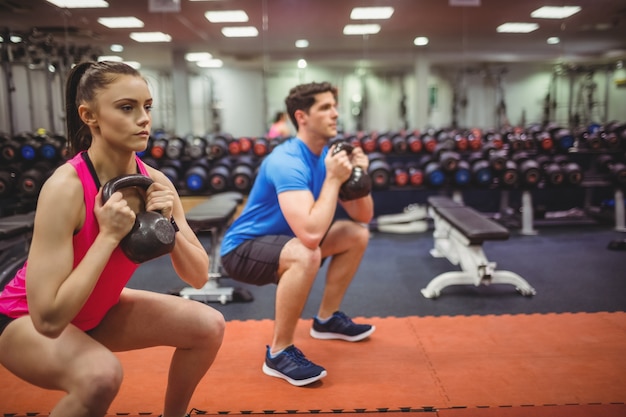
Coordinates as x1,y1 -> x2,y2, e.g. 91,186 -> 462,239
1,136 -> 21,163
376,134 -> 393,154
164,136 -> 186,160
405,161 -> 424,187
149,136 -> 168,159
185,136 -> 208,160
179,191 -> 252,304
367,153 -> 391,190
369,204 -> 428,234
467,153 -> 493,187
360,135 -> 377,154
184,159 -> 212,193
17,161 -> 56,199
422,196 -> 536,298
552,155 -> 583,186
391,162 -> 409,187
331,141 -> 372,201
0,164 -> 19,199
421,133 -> 438,153
207,157 -> 234,193
405,132 -> 423,153
595,154 -> 626,186
391,133 -> 408,154
252,137 -> 269,157
536,155 -> 564,187
420,155 -> 445,188
499,160 -> 519,188
159,158 -> 183,184
101,174 -> 176,264
238,137 -> 252,154
230,155 -> 257,193
511,152 -> 541,188
0,212 -> 35,292
208,135 -> 229,159
452,159 -> 472,187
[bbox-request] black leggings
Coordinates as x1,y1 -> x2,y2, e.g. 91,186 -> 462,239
0,313 -> 15,336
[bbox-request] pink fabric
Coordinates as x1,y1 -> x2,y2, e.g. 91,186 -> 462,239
0,152 -> 150,331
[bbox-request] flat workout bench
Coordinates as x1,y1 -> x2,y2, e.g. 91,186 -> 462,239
179,191 -> 250,304
421,196 -> 536,298
0,212 -> 35,289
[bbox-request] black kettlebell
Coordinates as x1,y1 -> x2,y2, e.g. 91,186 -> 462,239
331,141 -> 372,201
101,174 -> 176,264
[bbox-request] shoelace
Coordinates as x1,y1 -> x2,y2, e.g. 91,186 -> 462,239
285,346 -> 314,366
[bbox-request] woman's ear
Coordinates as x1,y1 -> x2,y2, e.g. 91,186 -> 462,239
78,104 -> 97,127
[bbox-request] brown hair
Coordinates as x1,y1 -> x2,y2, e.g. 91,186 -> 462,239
65,61 -> 143,156
284,82 -> 338,131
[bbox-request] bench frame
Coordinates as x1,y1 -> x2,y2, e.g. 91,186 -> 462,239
421,197 -> 536,298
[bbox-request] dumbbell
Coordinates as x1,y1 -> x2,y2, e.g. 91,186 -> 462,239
38,134 -> 66,161
433,142 -> 460,173
535,155 -> 564,186
452,159 -> 472,188
159,158 -> 183,184
549,127 -> 575,152
185,135 -> 208,160
0,164 -> 20,198
405,132 -> 423,154
331,141 -> 372,200
391,162 -> 409,187
420,133 -> 438,153
165,136 -> 186,160
17,161 -> 56,199
419,155 -> 445,188
208,157 -> 235,193
511,152 -> 541,188
376,134 -> 393,154
208,134 -> 229,159
1,135 -> 21,163
101,174 -> 176,264
360,134 -> 377,154
467,152 -> 493,187
405,161 -> 424,187
596,154 -> 626,186
367,153 -> 391,190
499,160 -> 519,188
453,133 -> 469,152
467,129 -> 483,151
391,133 -> 408,154
184,159 -> 212,193
238,137 -> 253,154
230,155 -> 257,193
253,137 -> 269,157
483,145 -> 508,172
552,155 -> 583,186
149,135 -> 168,159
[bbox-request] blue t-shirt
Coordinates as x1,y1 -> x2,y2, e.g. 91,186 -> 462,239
220,138 -> 328,256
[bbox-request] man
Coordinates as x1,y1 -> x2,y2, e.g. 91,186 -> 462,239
220,81 -> 375,386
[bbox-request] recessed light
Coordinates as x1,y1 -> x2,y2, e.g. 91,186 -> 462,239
298,59 -> 307,69
531,6 -> 581,19
98,17 -> 144,29
496,23 -> 539,33
185,52 -> 213,62
295,39 -> 309,48
129,32 -> 172,42
414,36 -> 429,46
46,0 -> 108,8
196,59 -> 223,68
110,44 -> 124,52
547,37 -> 560,45
221,27 -> 258,37
350,7 -> 394,20
205,10 -> 249,23
97,55 -> 123,62
343,24 -> 381,35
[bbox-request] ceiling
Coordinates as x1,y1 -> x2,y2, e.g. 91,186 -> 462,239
1,0 -> 626,72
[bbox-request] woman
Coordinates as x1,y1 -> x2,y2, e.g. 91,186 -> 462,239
0,61 -> 225,417
267,111 -> 291,139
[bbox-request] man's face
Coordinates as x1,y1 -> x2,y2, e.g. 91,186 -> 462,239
304,91 -> 338,139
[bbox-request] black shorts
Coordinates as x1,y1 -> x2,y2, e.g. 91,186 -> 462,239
0,313 -> 15,337
221,235 -> 292,286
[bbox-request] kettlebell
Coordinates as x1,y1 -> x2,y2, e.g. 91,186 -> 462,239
101,174 -> 176,264
331,141 -> 372,201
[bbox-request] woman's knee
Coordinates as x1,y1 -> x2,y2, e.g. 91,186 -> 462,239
73,352 -> 123,405
186,303 -> 226,347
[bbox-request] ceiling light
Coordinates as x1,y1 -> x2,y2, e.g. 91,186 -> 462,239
98,17 -> 144,28
496,23 -> 539,33
414,36 -> 429,46
110,44 -> 124,52
129,32 -> 172,42
298,59 -> 307,69
46,0 -> 108,8
98,55 -> 123,62
350,7 -> 394,20
343,24 -> 381,35
196,59 -> 223,68
205,10 -> 249,23
531,6 -> 581,19
295,39 -> 309,48
547,37 -> 560,45
186,52 -> 213,62
221,27 -> 258,37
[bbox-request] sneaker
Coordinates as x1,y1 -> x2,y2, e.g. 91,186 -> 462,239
310,311 -> 375,342
262,345 -> 327,386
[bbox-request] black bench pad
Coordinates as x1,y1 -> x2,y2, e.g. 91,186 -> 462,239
0,212 -> 36,240
428,197 -> 509,244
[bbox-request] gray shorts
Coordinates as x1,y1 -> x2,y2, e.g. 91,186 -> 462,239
221,235 -> 293,286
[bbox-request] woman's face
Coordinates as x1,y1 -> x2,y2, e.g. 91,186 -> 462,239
91,74 -> 153,152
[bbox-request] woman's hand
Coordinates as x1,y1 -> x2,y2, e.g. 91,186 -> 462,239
145,181 -> 176,220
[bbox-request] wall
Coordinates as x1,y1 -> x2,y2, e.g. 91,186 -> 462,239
1,60 -> 626,138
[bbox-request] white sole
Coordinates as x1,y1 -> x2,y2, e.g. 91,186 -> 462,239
310,325 -> 376,342
262,363 -> 327,386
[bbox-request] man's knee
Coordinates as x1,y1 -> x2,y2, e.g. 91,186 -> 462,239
282,239 -> 322,271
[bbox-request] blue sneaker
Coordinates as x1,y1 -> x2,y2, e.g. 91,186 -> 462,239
262,345 -> 327,386
310,311 -> 375,342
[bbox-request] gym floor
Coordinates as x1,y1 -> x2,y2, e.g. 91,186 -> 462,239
1,200 -> 626,416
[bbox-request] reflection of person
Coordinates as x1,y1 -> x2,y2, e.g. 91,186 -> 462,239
221,81 -> 375,387
0,61 -> 225,417
267,111 -> 291,139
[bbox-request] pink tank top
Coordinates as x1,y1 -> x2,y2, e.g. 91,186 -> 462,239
0,152 -> 150,331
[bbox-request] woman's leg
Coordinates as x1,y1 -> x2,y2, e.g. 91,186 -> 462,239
0,317 -> 123,417
88,288 -> 225,417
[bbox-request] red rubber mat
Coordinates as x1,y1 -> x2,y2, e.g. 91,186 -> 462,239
1,312 -> 625,416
